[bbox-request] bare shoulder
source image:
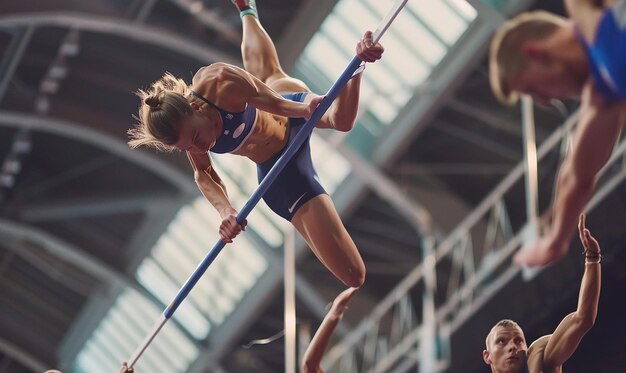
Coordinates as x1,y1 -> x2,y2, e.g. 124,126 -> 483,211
192,63 -> 237,84
526,335 -> 551,372
529,334 -> 551,352
190,63 -> 253,111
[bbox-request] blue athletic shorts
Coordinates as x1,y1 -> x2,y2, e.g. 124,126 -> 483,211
256,92 -> 327,221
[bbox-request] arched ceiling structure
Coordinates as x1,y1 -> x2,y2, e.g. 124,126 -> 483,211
1,1 -> 625,372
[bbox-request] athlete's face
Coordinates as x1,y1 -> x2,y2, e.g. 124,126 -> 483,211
174,112 -> 217,154
483,326 -> 528,373
512,58 -> 583,104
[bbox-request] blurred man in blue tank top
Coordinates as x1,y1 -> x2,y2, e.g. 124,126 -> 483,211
489,0 -> 626,267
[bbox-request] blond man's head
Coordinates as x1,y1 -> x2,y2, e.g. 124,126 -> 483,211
483,319 -> 528,372
485,319 -> 523,349
489,11 -> 568,105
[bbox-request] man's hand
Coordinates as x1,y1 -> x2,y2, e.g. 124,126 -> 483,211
578,213 -> 600,257
541,213 -> 602,368
121,362 -> 134,373
356,31 -> 384,63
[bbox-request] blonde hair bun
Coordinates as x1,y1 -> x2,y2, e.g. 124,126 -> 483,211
144,95 -> 161,108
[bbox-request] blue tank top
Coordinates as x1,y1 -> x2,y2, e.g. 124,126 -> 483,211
190,91 -> 257,154
578,0 -> 626,100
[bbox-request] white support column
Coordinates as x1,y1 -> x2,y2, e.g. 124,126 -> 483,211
284,228 -> 297,373
521,96 -> 539,237
419,237 -> 438,373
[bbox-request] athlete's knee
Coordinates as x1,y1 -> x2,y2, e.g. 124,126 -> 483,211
262,71 -> 293,87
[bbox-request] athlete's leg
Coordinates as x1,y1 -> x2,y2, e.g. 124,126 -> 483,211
302,287 -> 358,372
239,15 -> 284,83
232,1 -> 284,82
232,1 -> 311,91
291,195 -> 366,288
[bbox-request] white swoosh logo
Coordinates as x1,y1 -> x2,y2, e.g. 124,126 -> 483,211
287,193 -> 307,214
232,122 -> 246,138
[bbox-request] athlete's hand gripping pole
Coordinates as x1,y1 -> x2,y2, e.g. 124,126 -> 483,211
128,0 -> 407,368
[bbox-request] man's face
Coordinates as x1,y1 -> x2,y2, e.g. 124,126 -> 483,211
483,326 -> 528,373
512,57 -> 583,104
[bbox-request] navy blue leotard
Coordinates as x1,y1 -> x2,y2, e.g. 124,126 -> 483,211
256,92 -> 327,221
192,90 -> 326,221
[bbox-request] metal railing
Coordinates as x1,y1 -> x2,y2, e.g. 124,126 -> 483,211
321,109 -> 626,372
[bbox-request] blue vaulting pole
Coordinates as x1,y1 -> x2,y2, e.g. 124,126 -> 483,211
129,0 -> 407,367
163,56 -> 363,319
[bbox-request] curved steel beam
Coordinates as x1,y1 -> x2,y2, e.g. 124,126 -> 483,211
336,143 -> 434,237
0,110 -> 198,195
0,11 -> 239,65
166,0 -> 241,44
0,216 -> 210,355
0,217 -> 144,295
0,337 -> 48,372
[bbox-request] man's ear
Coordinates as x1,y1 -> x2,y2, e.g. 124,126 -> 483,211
522,42 -> 550,62
483,349 -> 492,365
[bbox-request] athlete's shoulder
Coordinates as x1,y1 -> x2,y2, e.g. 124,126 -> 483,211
192,63 -> 252,97
192,63 -> 237,82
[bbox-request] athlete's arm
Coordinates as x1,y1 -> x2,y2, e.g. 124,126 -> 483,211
564,0 -> 605,37
564,0 -> 607,13
533,83 -> 624,264
317,31 -> 384,131
187,151 -> 246,242
198,63 -> 320,119
542,214 -> 601,368
302,288 -> 358,373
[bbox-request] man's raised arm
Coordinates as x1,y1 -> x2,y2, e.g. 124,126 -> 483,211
542,214 -> 601,368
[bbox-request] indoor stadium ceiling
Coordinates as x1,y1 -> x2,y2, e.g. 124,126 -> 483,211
0,1 -> 624,372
